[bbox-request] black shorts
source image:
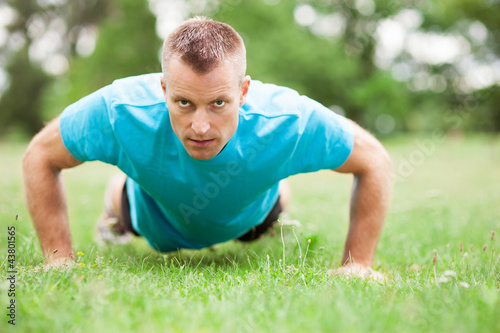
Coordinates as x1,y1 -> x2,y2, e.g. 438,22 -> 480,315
237,197 -> 282,242
120,182 -> 140,236
121,181 -> 282,241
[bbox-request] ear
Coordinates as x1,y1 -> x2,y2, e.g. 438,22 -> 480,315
160,75 -> 167,97
239,75 -> 251,107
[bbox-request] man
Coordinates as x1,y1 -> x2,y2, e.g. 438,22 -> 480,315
23,17 -> 392,279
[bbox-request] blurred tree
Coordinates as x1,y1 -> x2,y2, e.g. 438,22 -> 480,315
58,0 -> 161,108
214,0 -> 412,132
420,0 -> 500,131
0,46 -> 50,135
1,0 -> 498,136
302,0 -> 500,132
0,0 -> 110,137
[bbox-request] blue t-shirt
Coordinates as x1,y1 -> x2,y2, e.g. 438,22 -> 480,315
60,73 -> 354,252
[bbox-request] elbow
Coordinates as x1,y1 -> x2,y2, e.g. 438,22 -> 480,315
23,118 -> 73,180
360,144 -> 392,185
376,145 -> 393,185
380,147 -> 393,178
22,136 -> 52,178
22,138 -> 42,181
22,140 -> 36,176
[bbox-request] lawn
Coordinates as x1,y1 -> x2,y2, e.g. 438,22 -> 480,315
1,134 -> 499,332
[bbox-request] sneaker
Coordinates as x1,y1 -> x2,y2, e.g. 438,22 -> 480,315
95,213 -> 134,245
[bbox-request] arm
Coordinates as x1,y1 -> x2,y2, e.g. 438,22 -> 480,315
23,118 -> 82,265
333,119 -> 392,276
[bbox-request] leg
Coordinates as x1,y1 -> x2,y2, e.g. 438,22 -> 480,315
278,179 -> 292,213
278,179 -> 301,227
238,180 -> 293,242
96,174 -> 134,244
104,174 -> 127,221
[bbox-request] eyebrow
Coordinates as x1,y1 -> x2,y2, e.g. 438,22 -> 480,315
210,95 -> 232,103
170,94 -> 233,103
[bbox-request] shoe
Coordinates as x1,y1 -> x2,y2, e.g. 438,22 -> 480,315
95,213 -> 134,245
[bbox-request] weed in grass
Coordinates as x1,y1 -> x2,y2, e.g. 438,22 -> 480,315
302,239 -> 311,270
279,218 -> 286,268
291,226 -> 302,263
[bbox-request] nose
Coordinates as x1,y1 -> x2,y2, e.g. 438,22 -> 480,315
191,108 -> 210,135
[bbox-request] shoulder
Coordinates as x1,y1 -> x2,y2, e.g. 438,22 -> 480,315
241,80 -> 352,138
243,80 -> 302,118
243,80 -> 343,125
107,73 -> 165,107
243,80 -> 334,118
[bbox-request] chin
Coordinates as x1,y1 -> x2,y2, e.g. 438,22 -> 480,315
188,149 -> 219,160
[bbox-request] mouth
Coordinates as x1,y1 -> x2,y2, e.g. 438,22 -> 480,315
188,138 -> 216,148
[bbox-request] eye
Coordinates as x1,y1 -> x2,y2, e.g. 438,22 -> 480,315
178,100 -> 191,108
213,100 -> 226,108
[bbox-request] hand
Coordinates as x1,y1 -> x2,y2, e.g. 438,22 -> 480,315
33,257 -> 76,272
327,263 -> 387,282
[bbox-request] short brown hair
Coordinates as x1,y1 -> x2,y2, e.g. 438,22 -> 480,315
162,17 -> 246,81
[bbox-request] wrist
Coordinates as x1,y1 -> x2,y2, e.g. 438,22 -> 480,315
341,255 -> 372,268
45,248 -> 74,263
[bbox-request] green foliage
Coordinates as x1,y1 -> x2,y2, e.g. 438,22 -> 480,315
214,0 -> 413,129
0,46 -> 50,135
63,0 -> 161,104
0,0 -> 111,137
41,0 -> 161,119
349,72 -> 412,131
1,0 -> 499,135
390,0 -> 500,131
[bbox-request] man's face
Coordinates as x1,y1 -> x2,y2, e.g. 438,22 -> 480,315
162,57 -> 250,160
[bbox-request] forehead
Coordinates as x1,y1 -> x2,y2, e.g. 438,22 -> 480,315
165,57 -> 240,97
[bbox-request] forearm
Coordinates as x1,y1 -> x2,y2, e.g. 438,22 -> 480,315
23,154 -> 74,263
342,168 -> 391,267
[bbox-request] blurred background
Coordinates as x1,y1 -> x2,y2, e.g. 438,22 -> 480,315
0,0 -> 499,140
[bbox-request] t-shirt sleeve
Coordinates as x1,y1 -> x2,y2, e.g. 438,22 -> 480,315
287,95 -> 354,175
59,85 -> 120,164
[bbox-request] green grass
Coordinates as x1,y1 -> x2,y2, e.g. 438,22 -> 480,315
1,135 -> 499,332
